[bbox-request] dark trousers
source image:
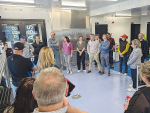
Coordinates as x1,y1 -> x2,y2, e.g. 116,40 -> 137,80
34,55 -> 39,65
95,53 -> 101,65
131,69 -> 137,88
77,51 -> 85,70
119,54 -> 128,73
109,50 -> 113,65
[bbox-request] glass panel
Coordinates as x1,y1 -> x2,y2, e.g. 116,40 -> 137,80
2,24 -> 20,47
25,24 -> 42,44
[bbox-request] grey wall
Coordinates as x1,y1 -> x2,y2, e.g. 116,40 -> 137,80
52,10 -> 89,31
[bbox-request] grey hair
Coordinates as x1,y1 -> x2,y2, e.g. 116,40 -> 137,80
102,34 -> 108,39
33,67 -> 67,106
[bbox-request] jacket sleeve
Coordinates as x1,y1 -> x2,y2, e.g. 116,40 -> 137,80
87,41 -> 90,54
118,43 -> 121,54
29,43 -> 34,52
125,91 -> 141,113
97,42 -> 100,54
127,49 -> 140,66
122,43 -> 129,55
142,41 -> 147,55
100,41 -> 110,51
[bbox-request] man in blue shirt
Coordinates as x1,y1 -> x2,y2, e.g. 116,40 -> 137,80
99,34 -> 110,76
48,32 -> 61,68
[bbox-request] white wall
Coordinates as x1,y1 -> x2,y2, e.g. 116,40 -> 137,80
141,16 -> 150,39
0,6 -> 52,40
91,16 -> 141,44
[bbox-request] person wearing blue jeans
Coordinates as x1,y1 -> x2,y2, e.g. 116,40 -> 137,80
127,39 -> 142,92
99,34 -> 110,76
48,32 -> 61,68
118,34 -> 129,76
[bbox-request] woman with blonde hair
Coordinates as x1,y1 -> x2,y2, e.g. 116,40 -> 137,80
38,47 -> 58,72
127,39 -> 142,91
124,61 -> 150,112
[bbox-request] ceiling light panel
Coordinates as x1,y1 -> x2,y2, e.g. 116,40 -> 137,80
61,0 -> 86,7
0,0 -> 34,3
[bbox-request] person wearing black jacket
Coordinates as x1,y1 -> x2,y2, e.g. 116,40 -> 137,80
32,36 -> 44,65
138,33 -> 147,63
124,61 -> 150,113
4,43 -> 13,58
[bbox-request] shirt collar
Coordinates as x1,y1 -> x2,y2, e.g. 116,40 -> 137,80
33,106 -> 68,113
91,39 -> 95,41
36,42 -> 39,45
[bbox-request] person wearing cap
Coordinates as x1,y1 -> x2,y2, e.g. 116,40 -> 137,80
48,32 -> 61,68
107,33 -> 115,68
118,34 -> 129,76
138,33 -> 148,63
20,35 -> 34,59
87,34 -> 101,73
7,42 -> 37,94
94,34 -> 101,67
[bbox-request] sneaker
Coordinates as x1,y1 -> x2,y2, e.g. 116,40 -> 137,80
129,84 -> 133,87
124,73 -> 127,76
111,65 -> 114,68
127,87 -> 136,92
78,70 -> 81,72
87,70 -> 91,73
95,65 -> 97,67
67,71 -> 70,74
100,72 -> 104,75
118,72 -> 122,75
108,72 -> 110,76
70,71 -> 73,74
83,70 -> 86,72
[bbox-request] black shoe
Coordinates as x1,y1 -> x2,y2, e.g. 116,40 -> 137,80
87,70 -> 91,73
108,72 -> 110,76
100,72 -> 104,75
99,71 -> 101,73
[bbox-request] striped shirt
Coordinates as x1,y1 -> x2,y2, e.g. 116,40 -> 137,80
22,41 -> 34,58
87,40 -> 100,54
33,107 -> 68,113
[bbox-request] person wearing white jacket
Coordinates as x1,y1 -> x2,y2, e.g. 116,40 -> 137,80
127,39 -> 142,92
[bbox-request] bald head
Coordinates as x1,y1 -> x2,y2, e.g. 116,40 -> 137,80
138,33 -> 144,41
33,67 -> 67,106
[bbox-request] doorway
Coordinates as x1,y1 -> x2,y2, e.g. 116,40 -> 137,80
130,24 -> 140,42
95,24 -> 108,41
0,19 -> 47,47
147,23 -> 150,47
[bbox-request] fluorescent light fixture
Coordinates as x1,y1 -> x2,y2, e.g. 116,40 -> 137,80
61,7 -> 87,10
115,16 -> 132,18
61,0 -> 86,7
116,14 -> 131,16
142,13 -> 147,15
0,0 -> 34,3
0,4 -> 36,7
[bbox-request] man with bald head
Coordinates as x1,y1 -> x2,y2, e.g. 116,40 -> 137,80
138,33 -> 147,63
32,67 -> 87,113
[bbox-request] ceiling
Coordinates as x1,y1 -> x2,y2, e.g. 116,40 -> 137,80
102,5 -> 150,18
20,0 -> 129,10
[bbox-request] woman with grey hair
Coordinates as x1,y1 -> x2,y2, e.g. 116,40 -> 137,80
127,39 -> 142,92
99,34 -> 110,76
